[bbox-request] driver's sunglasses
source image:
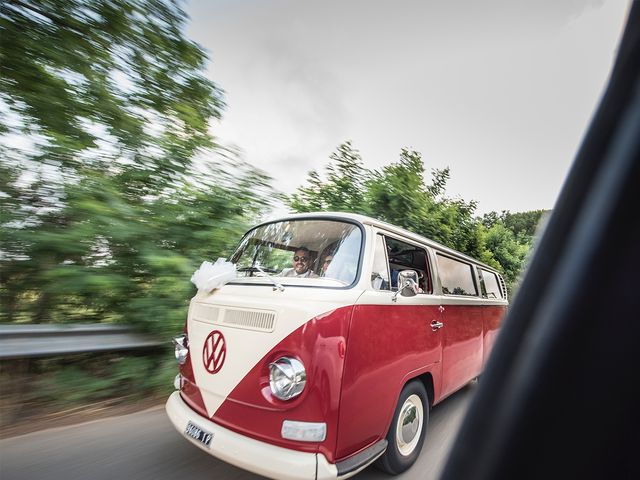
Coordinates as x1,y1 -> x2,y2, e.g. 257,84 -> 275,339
293,256 -> 308,262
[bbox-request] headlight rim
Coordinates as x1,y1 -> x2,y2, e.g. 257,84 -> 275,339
269,356 -> 306,401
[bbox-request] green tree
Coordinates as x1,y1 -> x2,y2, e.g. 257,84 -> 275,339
365,148 -> 431,232
288,144 -> 480,254
480,222 -> 529,288
482,210 -> 548,240
289,141 -> 369,213
0,1 -> 273,333
480,209 -> 549,291
366,151 -> 485,260
287,141 -> 539,294
1,0 -> 222,182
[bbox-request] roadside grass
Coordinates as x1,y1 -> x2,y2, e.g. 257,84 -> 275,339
0,351 -> 176,433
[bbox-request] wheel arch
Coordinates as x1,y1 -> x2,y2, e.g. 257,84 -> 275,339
414,371 -> 434,408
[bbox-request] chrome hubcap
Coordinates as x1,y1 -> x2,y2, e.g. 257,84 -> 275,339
395,394 -> 424,456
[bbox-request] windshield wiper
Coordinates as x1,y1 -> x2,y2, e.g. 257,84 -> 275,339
254,263 -> 285,292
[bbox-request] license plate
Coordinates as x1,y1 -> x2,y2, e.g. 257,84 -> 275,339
184,421 -> 213,448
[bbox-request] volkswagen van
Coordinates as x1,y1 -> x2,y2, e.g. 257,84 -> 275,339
166,212 -> 508,479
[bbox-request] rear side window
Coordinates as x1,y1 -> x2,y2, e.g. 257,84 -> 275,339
480,269 -> 503,299
436,254 -> 478,296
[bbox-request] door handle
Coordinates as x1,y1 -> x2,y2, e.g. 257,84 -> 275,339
431,320 -> 444,331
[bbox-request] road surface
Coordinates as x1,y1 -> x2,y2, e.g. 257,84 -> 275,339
0,383 -> 476,480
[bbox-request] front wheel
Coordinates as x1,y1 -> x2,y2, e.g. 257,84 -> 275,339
375,380 -> 429,475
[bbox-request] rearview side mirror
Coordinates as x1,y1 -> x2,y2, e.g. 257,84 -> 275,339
392,270 -> 419,302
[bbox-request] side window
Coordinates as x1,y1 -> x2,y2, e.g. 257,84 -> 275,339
436,254 -> 478,296
371,234 -> 390,290
480,268 -> 503,299
385,236 -> 432,294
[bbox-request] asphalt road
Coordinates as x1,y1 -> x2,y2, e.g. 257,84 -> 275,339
0,383 -> 476,480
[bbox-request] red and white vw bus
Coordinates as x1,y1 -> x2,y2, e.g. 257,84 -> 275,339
166,212 -> 507,479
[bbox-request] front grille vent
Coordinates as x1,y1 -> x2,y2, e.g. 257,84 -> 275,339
190,303 -> 276,332
223,309 -> 276,332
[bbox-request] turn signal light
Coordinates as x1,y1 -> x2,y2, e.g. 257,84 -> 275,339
173,334 -> 189,365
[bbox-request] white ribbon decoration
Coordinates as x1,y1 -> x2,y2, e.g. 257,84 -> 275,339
190,258 -> 237,292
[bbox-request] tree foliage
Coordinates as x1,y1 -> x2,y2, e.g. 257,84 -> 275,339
287,141 -> 545,294
1,0 -> 222,182
0,0 -> 273,334
482,209 -> 548,240
288,141 -> 369,213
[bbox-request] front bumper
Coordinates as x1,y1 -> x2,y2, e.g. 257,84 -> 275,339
165,391 -> 338,480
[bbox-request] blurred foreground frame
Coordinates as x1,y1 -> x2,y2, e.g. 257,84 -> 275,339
441,2 -> 640,479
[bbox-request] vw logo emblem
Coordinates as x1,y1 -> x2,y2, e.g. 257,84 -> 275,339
202,330 -> 226,374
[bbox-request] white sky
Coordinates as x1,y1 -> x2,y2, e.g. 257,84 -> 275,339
186,0 -> 630,215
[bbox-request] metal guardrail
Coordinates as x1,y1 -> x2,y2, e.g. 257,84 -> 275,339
0,324 -> 164,360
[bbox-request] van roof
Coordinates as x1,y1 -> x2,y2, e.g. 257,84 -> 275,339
256,211 -> 501,274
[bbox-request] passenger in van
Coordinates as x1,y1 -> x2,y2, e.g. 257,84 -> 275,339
390,268 -> 399,289
321,253 -> 334,276
280,247 -> 319,278
417,270 -> 427,293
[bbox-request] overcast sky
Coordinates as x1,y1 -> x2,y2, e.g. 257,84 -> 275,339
186,0 -> 629,215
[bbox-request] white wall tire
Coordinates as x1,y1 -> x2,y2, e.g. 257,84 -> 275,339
376,380 -> 429,475
395,393 -> 424,456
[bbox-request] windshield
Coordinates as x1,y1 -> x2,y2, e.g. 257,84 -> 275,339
230,219 -> 363,286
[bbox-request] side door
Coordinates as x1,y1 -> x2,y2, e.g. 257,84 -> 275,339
336,232 -> 442,459
435,253 -> 485,398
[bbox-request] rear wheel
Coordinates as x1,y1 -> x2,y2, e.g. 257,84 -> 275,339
375,380 -> 429,475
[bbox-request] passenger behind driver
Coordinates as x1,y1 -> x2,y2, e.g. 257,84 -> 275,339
321,254 -> 334,276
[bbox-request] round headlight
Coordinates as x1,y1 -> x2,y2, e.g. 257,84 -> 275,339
173,334 -> 189,365
269,357 -> 306,401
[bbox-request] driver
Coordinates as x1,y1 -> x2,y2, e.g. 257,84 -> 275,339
280,247 -> 318,278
